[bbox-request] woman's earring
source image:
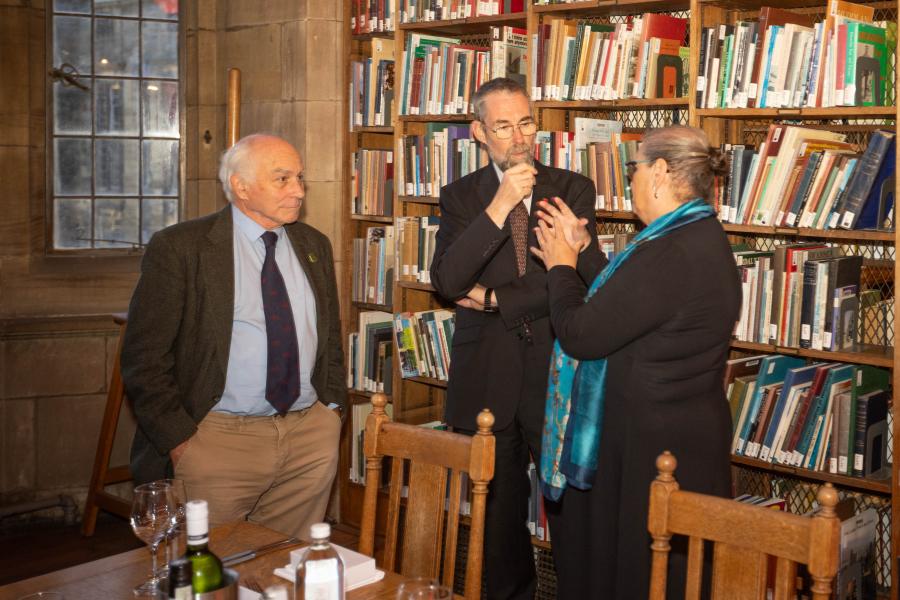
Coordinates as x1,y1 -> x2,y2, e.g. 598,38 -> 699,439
653,185 -> 658,200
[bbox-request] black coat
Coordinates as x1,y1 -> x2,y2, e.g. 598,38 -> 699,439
547,215 -> 742,599
431,161 -> 607,432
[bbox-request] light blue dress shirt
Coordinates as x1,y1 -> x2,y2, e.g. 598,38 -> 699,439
213,205 -> 319,415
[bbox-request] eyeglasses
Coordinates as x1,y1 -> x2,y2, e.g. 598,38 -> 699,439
625,159 -> 654,183
485,120 -> 538,140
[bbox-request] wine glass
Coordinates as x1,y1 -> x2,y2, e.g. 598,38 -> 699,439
130,481 -> 176,595
395,578 -> 451,599
159,478 -> 188,567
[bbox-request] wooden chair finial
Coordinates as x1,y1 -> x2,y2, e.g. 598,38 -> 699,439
476,409 -> 494,435
371,392 -> 388,414
816,483 -> 839,517
655,451 -> 677,482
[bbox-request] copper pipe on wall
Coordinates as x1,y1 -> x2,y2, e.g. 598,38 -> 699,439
226,68 -> 241,149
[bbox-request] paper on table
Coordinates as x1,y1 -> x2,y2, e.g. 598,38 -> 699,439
273,565 -> 385,590
273,544 -> 384,591
238,586 -> 262,600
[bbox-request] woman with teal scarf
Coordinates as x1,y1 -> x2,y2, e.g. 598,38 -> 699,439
530,126 -> 741,599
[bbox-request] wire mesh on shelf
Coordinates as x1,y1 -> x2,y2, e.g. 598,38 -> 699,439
734,466 -> 893,591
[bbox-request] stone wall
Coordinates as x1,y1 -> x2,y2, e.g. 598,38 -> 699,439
0,0 -> 345,517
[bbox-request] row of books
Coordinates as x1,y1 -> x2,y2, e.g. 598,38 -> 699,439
351,219 -> 439,302
398,33 -> 492,116
351,0 -> 395,34
733,492 -> 881,597
728,355 -> 892,479
348,311 -> 395,394
396,215 -> 439,283
715,125 -> 896,231
526,462 -> 551,542
348,401 -> 395,484
732,243 -> 893,350
398,0 -> 524,24
394,309 -> 455,381
352,226 -> 395,306
532,13 -> 688,102
350,38 -> 395,128
697,2 -> 893,109
596,232 -> 635,261
351,149 -> 394,217
396,125 -> 488,198
533,119 -> 642,212
351,0 -> 524,32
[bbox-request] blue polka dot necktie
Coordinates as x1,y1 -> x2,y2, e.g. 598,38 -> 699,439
261,231 -> 300,415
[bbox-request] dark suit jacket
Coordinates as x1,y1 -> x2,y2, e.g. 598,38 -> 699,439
122,206 -> 347,484
431,161 -> 607,432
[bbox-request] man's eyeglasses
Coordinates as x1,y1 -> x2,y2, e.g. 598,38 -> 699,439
625,159 -> 655,183
485,120 -> 538,140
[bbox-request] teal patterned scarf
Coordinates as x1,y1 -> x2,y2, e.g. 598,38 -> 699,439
540,198 -> 716,501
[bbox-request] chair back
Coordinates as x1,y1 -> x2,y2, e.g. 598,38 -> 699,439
648,451 -> 840,600
358,393 -> 495,599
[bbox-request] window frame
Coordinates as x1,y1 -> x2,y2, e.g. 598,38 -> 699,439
44,0 -> 186,258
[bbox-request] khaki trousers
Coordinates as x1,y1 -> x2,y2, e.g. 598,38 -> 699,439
174,401 -> 341,539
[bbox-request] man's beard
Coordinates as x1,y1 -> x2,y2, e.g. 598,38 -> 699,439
497,144 -> 534,171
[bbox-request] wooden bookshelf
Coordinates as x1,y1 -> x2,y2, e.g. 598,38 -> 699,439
533,97 -> 689,109
730,340 -> 895,369
731,455 -> 892,496
695,106 -> 898,119
350,214 -> 393,224
690,0 -> 899,594
722,223 -> 897,242
343,0 -> 900,596
400,195 -> 441,205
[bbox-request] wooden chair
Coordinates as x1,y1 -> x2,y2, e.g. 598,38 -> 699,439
358,393 -> 495,599
648,451 -> 840,600
81,314 -> 133,535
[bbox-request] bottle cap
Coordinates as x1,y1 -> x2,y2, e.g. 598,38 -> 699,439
186,499 -> 209,541
186,499 -> 208,522
310,522 -> 330,540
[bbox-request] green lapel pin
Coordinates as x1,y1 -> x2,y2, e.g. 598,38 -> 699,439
307,252 -> 317,263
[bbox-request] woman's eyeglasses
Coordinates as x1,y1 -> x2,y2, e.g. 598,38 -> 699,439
486,120 -> 538,140
625,159 -> 654,183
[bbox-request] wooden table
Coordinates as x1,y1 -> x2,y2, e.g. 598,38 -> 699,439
0,522 -> 404,599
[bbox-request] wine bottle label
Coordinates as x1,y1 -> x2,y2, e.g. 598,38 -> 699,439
304,558 -> 341,600
173,585 -> 192,600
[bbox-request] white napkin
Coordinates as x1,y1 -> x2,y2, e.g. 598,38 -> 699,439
273,564 -> 385,590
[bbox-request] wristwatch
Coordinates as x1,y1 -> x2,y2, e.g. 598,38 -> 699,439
483,288 -> 498,313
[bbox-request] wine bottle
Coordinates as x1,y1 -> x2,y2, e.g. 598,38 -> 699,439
294,522 -> 345,600
185,499 -> 224,593
168,558 -> 193,600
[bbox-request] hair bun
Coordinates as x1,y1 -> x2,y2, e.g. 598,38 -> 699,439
707,146 -> 729,177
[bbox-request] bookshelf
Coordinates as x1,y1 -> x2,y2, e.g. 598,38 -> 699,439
689,0 -> 899,595
341,0 -> 900,597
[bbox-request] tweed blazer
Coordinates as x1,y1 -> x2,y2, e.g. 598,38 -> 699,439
121,206 -> 347,484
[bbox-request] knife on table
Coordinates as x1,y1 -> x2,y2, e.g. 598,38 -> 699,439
221,537 -> 303,567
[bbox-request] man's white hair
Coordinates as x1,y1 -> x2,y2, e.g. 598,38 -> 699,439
218,133 -> 282,202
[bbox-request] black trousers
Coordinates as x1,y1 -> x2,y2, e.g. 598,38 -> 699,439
461,399 -> 568,600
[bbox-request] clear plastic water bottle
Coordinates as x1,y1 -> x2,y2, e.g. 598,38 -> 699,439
294,522 -> 345,600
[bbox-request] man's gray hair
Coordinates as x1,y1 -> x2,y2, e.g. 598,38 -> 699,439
218,133 -> 277,202
471,77 -> 530,123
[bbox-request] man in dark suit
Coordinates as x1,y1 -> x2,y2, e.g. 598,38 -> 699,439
121,134 -> 346,539
430,78 -> 606,599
